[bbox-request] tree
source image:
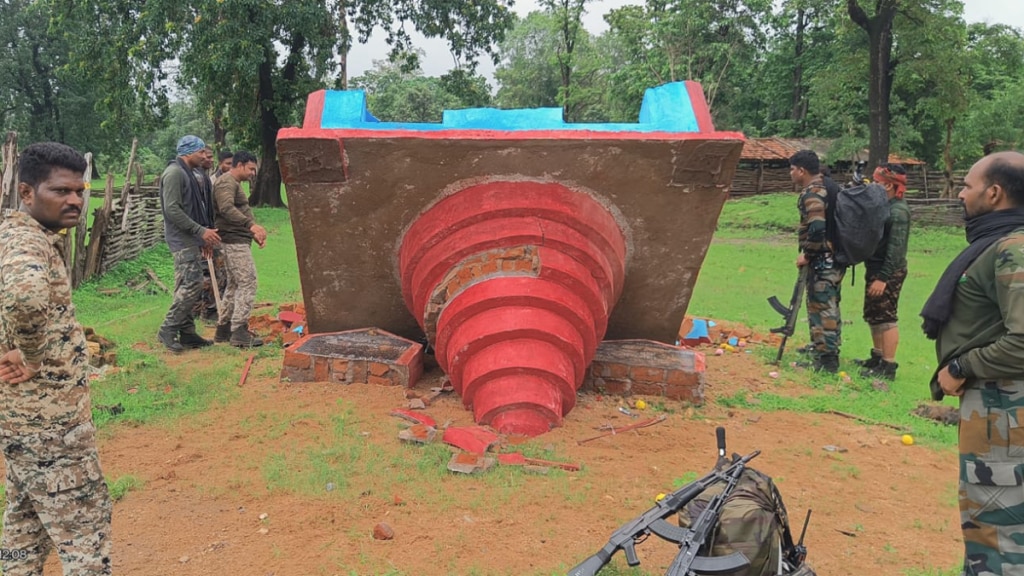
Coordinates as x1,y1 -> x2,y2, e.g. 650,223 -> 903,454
53,0 -> 514,207
538,0 -> 592,121
601,0 -> 772,127
494,12 -> 564,110
0,0 -> 107,160
846,0 -> 899,170
351,58 -> 492,122
493,11 -> 612,121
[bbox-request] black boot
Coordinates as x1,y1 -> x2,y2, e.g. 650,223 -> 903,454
214,323 -> 232,343
853,349 -> 882,368
157,326 -> 184,353
862,359 -> 898,380
230,326 -> 264,348
814,354 -> 840,374
178,324 -> 213,349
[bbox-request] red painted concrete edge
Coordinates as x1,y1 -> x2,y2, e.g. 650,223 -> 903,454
278,127 -> 746,142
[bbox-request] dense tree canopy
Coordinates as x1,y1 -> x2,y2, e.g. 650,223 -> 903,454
3,0 -> 1023,199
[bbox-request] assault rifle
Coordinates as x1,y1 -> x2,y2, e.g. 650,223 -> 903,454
767,267 -> 808,365
567,428 -> 759,576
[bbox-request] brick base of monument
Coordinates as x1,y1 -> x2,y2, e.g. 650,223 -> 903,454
280,328 -> 424,387
580,340 -> 705,404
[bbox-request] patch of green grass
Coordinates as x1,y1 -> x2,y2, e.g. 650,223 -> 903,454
107,474 -> 143,501
689,193 -> 964,449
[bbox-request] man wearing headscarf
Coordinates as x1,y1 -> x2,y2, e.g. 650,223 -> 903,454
156,135 -> 221,353
854,163 -> 911,380
923,151 -> 1024,575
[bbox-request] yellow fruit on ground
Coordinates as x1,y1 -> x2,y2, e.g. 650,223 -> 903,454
635,399 -> 647,410
901,434 -> 914,446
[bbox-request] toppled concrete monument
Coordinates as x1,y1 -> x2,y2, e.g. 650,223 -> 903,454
277,81 -> 744,436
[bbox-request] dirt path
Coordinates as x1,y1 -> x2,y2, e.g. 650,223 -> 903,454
51,344 -> 959,576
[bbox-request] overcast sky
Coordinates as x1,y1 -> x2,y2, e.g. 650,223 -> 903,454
346,0 -> 1024,81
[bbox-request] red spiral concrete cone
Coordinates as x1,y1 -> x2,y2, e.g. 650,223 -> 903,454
398,181 -> 627,436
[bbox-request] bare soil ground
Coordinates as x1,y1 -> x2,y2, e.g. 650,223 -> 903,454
39,342 -> 960,576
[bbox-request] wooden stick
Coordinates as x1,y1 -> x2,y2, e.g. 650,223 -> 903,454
145,268 -> 168,292
576,414 -> 667,445
239,354 -> 255,387
206,257 -> 224,319
824,409 -> 909,432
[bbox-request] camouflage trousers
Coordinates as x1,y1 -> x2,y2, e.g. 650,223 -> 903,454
219,243 -> 258,332
959,379 -> 1024,576
0,422 -> 112,575
862,267 -> 907,326
161,246 -> 205,331
805,264 -> 845,356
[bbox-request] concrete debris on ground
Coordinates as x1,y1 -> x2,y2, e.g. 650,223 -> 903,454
372,523 -> 395,540
83,327 -> 117,369
398,424 -> 437,444
389,409 -> 437,428
678,314 -> 775,350
447,452 -> 496,475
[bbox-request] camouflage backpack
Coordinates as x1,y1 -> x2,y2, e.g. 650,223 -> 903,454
677,466 -> 815,576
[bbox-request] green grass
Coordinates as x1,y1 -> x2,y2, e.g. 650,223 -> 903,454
75,206 -> 298,431
689,192 -> 962,449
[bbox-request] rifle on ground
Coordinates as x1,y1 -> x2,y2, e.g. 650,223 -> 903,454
567,428 -> 759,576
767,267 -> 808,365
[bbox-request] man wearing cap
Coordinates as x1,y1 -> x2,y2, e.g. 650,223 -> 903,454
855,163 -> 911,380
156,135 -> 221,353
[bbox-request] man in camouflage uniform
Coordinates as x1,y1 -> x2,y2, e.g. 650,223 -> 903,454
0,142 -> 112,574
212,151 -> 267,348
157,135 -> 221,353
789,150 -> 845,373
923,151 -> 1024,576
855,163 -> 912,380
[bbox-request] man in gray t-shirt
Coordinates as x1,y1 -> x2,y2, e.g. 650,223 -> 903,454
156,135 -> 221,353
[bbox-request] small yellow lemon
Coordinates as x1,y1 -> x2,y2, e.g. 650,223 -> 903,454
655,493 -> 666,502
901,434 -> 914,446
838,371 -> 848,378
635,399 -> 647,410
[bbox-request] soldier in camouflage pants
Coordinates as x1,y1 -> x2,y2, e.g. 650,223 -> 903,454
790,150 -> 845,373
0,143 -> 112,574
925,152 -> 1024,575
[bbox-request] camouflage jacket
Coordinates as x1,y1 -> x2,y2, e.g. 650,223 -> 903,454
797,177 -> 830,259
936,229 -> 1024,379
0,212 -> 92,435
864,198 -> 911,280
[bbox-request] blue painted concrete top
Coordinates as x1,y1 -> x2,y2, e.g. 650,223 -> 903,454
320,82 -> 701,133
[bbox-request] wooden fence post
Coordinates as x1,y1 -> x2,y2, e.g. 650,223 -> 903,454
84,174 -> 115,281
119,139 -> 138,232
72,153 -> 93,287
0,132 -> 17,214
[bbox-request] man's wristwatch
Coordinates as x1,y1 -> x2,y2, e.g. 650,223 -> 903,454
947,356 -> 966,379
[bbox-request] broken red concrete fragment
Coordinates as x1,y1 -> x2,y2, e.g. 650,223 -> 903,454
390,409 -> 437,428
447,452 -> 496,474
277,310 -> 305,327
398,424 -> 436,444
373,523 -> 395,540
442,425 -> 501,454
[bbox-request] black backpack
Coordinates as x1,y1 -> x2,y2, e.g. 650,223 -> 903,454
824,181 -> 889,266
